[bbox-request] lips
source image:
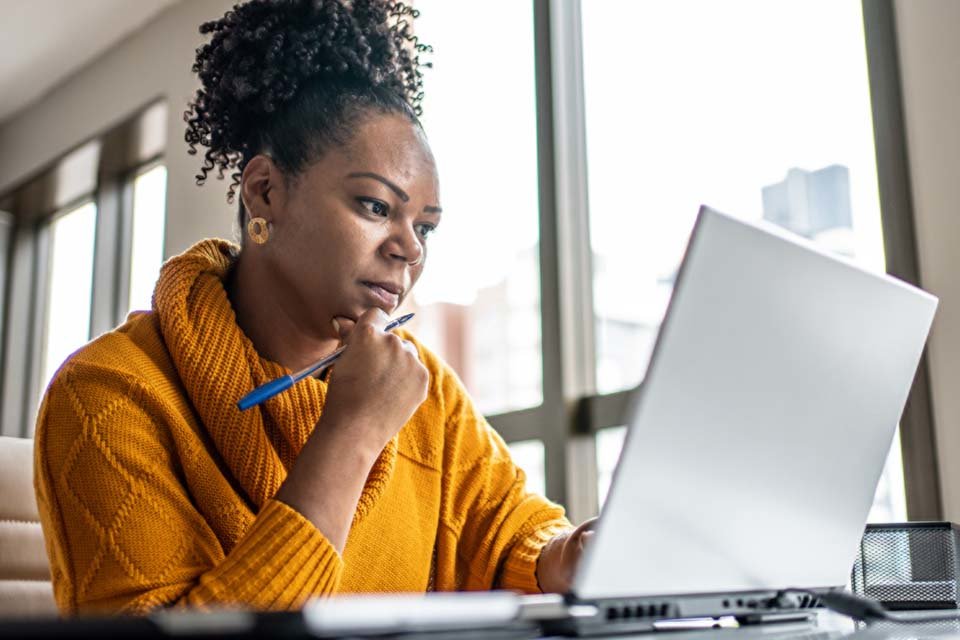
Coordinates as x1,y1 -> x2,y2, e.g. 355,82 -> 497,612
361,281 -> 402,309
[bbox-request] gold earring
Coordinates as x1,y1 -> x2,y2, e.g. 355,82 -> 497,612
247,217 -> 270,244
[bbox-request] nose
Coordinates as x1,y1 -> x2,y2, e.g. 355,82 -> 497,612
382,220 -> 424,267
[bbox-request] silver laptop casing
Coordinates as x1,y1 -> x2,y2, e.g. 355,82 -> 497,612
574,206 -> 937,604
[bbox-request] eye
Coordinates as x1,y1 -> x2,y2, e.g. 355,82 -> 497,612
358,197 -> 389,217
415,223 -> 437,239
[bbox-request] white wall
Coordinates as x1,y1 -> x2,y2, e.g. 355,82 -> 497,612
0,0 -> 236,257
895,0 -> 960,520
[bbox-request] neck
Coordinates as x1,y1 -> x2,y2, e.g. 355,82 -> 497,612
227,249 -> 340,374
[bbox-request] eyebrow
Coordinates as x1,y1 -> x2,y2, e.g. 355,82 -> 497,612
347,171 -> 442,215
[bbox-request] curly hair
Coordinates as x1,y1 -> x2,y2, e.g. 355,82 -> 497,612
183,0 -> 432,216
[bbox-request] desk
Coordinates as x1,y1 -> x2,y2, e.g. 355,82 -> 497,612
1,609 -> 958,640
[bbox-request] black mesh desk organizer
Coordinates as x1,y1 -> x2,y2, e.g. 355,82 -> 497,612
852,522 -> 960,609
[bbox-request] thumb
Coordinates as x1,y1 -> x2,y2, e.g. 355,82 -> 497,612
578,530 -> 595,551
353,307 -> 389,335
331,316 -> 356,343
571,517 -> 598,537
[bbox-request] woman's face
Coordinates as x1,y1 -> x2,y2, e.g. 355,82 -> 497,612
254,113 -> 441,339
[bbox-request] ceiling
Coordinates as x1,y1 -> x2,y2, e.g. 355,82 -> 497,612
0,0 -> 182,124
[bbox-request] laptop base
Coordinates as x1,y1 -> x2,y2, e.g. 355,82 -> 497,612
548,590 -> 823,637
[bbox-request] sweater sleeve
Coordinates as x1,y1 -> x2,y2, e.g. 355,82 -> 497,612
33,370 -> 342,615
435,363 -> 573,594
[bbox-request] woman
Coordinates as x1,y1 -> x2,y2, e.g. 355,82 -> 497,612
34,0 -> 592,615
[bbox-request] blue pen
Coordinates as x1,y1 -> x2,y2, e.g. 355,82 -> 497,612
237,312 -> 415,411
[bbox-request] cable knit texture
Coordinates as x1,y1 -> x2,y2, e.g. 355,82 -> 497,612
34,239 -> 571,615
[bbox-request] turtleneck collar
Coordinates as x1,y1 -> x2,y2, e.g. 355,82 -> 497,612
153,239 -> 397,520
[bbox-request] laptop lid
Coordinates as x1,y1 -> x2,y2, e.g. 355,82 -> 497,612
573,206 -> 937,601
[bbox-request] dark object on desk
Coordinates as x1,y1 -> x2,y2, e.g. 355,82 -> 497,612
0,609 -> 538,640
852,522 -> 960,610
0,610 -> 293,640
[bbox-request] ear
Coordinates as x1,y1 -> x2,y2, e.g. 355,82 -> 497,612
239,155 -> 288,223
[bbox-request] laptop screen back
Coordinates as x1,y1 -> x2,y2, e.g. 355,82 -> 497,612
573,206 -> 937,600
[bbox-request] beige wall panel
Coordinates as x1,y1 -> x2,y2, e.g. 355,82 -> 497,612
0,0 -> 237,257
895,0 -> 960,519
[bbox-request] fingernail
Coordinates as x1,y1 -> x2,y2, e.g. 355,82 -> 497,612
331,317 -> 340,333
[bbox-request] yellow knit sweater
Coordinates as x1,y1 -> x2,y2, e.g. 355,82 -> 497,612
34,239 -> 570,615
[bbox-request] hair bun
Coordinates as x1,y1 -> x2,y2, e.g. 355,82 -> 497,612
184,0 -> 431,201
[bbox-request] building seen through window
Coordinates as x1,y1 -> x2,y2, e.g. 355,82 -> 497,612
581,0 -> 905,522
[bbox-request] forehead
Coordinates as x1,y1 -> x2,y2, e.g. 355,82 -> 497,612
335,113 -> 438,191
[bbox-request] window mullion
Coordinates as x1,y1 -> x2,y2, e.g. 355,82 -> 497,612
549,0 -> 596,399
535,0 -> 599,522
487,406 -> 554,443
533,0 -> 568,510
0,218 -> 33,437
23,224 -> 50,438
90,177 -> 123,337
114,179 -> 136,325
0,211 -> 13,433
552,0 -> 600,522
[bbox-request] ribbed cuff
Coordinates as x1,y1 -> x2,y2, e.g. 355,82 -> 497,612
187,499 -> 343,610
499,519 -> 572,594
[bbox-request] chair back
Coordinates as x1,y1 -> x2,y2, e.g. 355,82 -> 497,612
0,436 -> 57,617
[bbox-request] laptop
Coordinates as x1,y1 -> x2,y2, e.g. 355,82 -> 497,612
560,205 -> 938,635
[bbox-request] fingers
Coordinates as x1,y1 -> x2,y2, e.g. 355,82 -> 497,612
356,307 -> 389,332
399,338 -> 419,358
333,309 -> 387,344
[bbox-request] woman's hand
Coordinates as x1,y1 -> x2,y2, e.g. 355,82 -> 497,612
275,307 -> 428,552
322,307 -> 430,457
536,518 -> 597,593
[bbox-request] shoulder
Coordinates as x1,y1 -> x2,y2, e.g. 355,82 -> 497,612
56,311 -> 167,372
394,328 -> 501,467
391,329 -> 480,469
36,311 -> 183,473
395,328 -> 470,411
43,311 -> 176,415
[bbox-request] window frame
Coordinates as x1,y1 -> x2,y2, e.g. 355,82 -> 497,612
93,156 -> 166,335
485,0 -> 942,523
0,101 -> 166,438
861,0 -> 941,520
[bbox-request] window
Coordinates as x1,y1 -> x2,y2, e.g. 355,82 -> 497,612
126,164 -> 168,316
1,4 -> 933,521
508,439 -> 546,498
596,426 -> 626,509
405,0 -> 543,416
0,103 -> 167,438
582,0 -> 905,521
584,0 -> 884,392
39,202 -> 97,391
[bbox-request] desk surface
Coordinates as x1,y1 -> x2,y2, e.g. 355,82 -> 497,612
3,608 -> 959,640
